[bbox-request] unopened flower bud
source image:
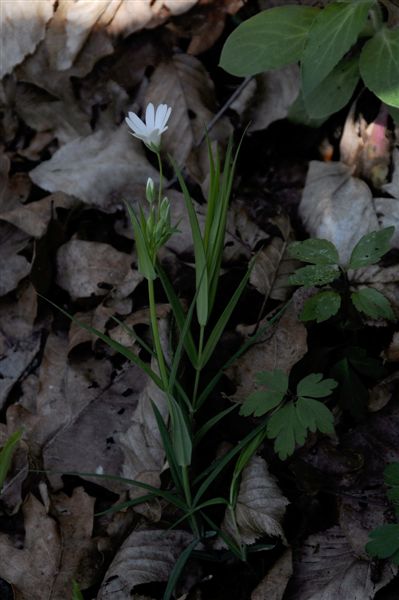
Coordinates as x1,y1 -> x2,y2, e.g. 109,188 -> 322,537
146,177 -> 155,203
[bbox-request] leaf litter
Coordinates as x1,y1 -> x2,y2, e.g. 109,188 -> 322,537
1,0 -> 399,598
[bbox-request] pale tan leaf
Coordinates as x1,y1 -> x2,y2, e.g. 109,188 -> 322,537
29,126 -> 159,212
221,456 -> 289,546
299,161 -> 379,264
252,549 -> 293,600
0,224 -> 31,296
1,0 -> 55,77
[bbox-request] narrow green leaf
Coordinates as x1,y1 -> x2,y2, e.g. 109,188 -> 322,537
151,402 -> 183,491
300,291 -> 341,323
0,430 -> 23,491
302,0 -> 373,94
220,6 -> 319,76
351,287 -> 395,320
360,27 -> 399,108
164,538 -> 201,600
288,238 -> 339,265
126,203 -> 156,280
348,226 -> 394,269
168,394 -> 192,467
194,404 -> 238,445
303,55 -> 360,119
72,580 -> 84,600
289,264 -> 339,287
297,373 -> 338,399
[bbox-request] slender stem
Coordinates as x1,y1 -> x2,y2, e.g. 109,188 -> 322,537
148,278 -> 169,390
182,465 -> 200,537
192,325 -> 205,412
156,151 -> 163,218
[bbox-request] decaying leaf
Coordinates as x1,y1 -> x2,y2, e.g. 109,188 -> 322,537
29,126 -> 159,212
221,455 -> 289,546
251,549 -> 293,600
299,161 -> 379,264
98,529 -> 197,600
287,526 -> 395,599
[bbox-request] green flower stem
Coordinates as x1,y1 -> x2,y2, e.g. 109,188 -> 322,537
156,151 -> 163,218
148,278 -> 169,391
192,325 -> 205,412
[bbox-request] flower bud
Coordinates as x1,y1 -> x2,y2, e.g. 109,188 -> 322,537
146,177 -> 155,203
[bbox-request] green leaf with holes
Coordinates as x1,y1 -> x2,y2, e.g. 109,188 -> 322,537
351,287 -> 395,320
288,238 -> 339,265
220,6 -> 318,76
360,27 -> 399,109
348,227 -> 394,269
300,291 -> 341,323
289,265 -> 339,287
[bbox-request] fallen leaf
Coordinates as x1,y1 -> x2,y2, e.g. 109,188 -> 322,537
1,0 -> 55,77
98,529 -> 197,600
251,549 -> 293,600
221,455 -> 289,546
299,161 -> 379,264
29,126 -> 159,212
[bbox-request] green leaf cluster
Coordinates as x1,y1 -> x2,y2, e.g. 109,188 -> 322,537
240,371 -> 336,460
287,228 -> 395,323
220,1 -> 399,122
367,463 -> 399,564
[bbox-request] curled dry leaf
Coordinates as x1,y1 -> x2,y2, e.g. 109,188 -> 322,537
251,549 -> 293,600
56,239 -> 134,300
299,161 -> 379,264
1,0 -> 55,77
98,529 -> 197,600
221,455 -> 289,546
287,526 -> 395,599
228,291 -> 308,401
29,126 -> 159,212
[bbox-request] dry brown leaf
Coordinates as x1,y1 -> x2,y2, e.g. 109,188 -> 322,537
299,161 -> 379,264
0,224 -> 31,297
29,126 -> 159,212
228,292 -> 308,401
98,529 -> 197,600
287,526 -> 395,600
1,0 -> 55,77
251,549 -> 293,600
220,455 -> 289,546
56,239 -> 134,300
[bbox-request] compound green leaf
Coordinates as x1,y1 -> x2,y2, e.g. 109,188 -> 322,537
241,370 -> 288,417
360,27 -> 399,108
220,6 -> 318,76
296,397 -> 335,434
267,403 -> 298,460
302,0 -> 373,94
351,287 -> 395,320
348,226 -> 394,269
297,373 -> 338,399
366,524 -> 399,560
300,291 -> 341,323
289,264 -> 339,287
288,238 -> 339,265
303,55 -> 360,119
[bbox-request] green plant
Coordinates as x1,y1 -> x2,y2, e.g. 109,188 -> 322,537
287,227 -> 396,323
220,1 -> 399,123
240,371 -> 337,460
0,430 -> 22,492
367,463 -> 399,564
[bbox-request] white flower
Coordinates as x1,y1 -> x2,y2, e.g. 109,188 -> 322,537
125,102 -> 172,151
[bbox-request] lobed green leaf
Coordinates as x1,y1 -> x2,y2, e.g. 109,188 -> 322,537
297,373 -> 338,399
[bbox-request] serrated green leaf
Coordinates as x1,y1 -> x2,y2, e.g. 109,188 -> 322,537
220,6 -> 319,77
240,370 -> 288,417
297,373 -> 338,399
348,227 -> 394,269
288,238 -> 339,265
300,291 -> 341,323
366,524 -> 399,559
303,55 -> 360,119
351,287 -> 395,320
301,0 -> 373,95
296,397 -> 335,434
289,264 -> 339,287
331,357 -> 368,419
360,27 -> 399,109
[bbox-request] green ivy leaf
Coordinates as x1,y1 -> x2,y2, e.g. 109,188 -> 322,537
366,524 -> 399,561
348,227 -> 394,269
288,238 -> 339,265
300,291 -> 341,323
303,55 -> 360,119
360,27 -> 399,109
351,287 -> 395,320
301,0 -> 372,95
297,373 -> 338,398
240,370 -> 288,417
289,265 -> 339,287
219,6 -> 319,76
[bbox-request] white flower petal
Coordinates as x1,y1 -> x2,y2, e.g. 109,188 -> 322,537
155,104 -> 167,129
126,113 -> 147,134
146,103 -> 155,129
